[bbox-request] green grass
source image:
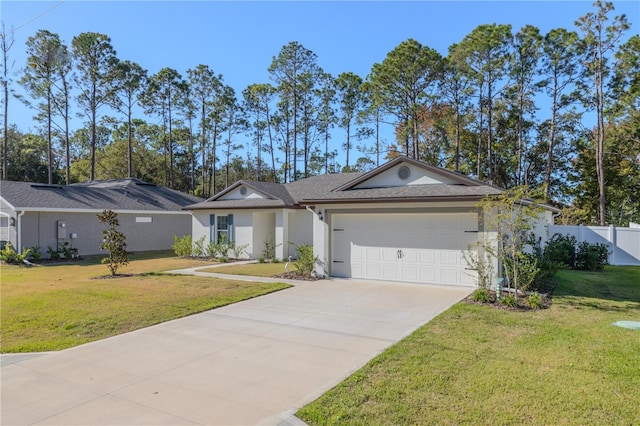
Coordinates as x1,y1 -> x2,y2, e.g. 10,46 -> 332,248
0,252 -> 290,353
200,262 -> 288,277
297,266 -> 640,425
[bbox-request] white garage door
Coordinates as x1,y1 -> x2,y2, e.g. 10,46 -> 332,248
331,213 -> 478,286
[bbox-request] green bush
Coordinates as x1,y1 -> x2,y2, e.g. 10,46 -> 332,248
499,293 -> 519,308
544,233 -> 576,268
172,235 -> 193,258
192,236 -> 206,258
97,210 -> 129,276
206,241 -> 219,259
0,243 -> 31,265
230,242 -> 249,259
29,245 -> 42,262
575,241 -> 609,271
292,243 -> 318,277
47,245 -> 61,260
527,292 -> 545,309
471,288 -> 492,303
59,242 -> 78,259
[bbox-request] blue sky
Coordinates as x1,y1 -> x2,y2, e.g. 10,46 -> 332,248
2,0 -> 639,165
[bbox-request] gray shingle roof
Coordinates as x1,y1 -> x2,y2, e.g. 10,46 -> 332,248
183,158 -> 504,211
1,179 -> 203,211
301,184 -> 503,202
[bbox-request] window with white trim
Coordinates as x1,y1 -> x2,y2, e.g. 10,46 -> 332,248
210,214 -> 234,244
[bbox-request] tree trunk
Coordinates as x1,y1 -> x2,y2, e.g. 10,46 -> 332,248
47,88 -> 53,184
544,82 -> 559,200
90,82 -> 97,181
127,101 -> 133,178
201,103 -> 207,197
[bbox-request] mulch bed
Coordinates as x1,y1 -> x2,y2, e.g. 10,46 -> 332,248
92,273 -> 135,280
464,281 -> 557,311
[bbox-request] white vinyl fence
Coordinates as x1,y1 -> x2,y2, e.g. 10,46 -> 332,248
548,224 -> 640,266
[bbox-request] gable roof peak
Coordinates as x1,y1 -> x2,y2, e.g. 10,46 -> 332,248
332,156 -> 483,192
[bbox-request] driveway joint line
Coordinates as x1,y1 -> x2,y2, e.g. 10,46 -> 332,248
203,311 -> 398,344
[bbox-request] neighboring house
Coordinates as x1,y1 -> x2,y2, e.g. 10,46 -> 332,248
186,157 -> 557,287
0,178 -> 203,256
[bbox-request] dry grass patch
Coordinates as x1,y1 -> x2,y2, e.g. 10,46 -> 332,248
1,251 -> 289,353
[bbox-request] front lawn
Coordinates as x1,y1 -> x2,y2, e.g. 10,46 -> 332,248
297,266 -> 640,425
0,252 -> 290,353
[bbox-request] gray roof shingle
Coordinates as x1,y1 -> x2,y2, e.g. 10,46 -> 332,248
183,159 -> 503,211
1,179 -> 203,211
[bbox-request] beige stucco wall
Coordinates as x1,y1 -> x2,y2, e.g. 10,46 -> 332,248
19,211 -> 191,256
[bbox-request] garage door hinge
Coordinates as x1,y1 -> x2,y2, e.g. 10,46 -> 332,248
464,230 -> 479,233
333,260 -> 344,263
333,228 -> 344,232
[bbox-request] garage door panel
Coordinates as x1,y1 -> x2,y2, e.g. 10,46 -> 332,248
381,248 -> 397,262
365,247 -> 379,261
420,250 -> 436,264
440,251 -> 460,266
331,213 -> 477,286
419,268 -> 437,282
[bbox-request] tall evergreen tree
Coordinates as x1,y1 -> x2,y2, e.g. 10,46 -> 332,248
576,0 -> 630,225
71,32 -> 118,181
187,65 -> 223,196
111,60 -> 147,178
1,23 -> 14,181
21,30 -> 67,184
539,28 -> 581,199
140,67 -> 186,187
269,41 -> 319,180
370,39 -> 443,161
457,24 -> 512,181
335,72 -> 364,170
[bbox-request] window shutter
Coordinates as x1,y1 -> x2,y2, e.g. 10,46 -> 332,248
209,214 -> 215,242
228,214 -> 234,242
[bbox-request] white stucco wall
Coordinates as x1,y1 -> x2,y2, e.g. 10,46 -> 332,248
232,211 -> 253,259
288,210 -> 313,257
190,210 -> 254,259
252,212 -> 275,259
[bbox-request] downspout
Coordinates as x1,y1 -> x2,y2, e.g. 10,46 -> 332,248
17,210 -> 25,251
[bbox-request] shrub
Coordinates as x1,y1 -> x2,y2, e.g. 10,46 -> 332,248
499,293 -> 519,308
231,242 -> 249,259
291,242 -> 318,277
544,233 -> 576,268
47,245 -> 61,260
0,243 -> 31,265
463,245 -> 494,290
192,236 -> 206,258
219,240 -> 231,259
172,235 -> 192,258
59,242 -> 78,259
29,245 -> 42,262
97,210 -> 129,276
206,241 -> 220,259
527,292 -> 545,309
471,288 -> 492,303
575,241 -> 609,271
262,237 -> 279,261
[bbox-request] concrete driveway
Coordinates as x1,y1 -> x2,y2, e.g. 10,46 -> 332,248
1,278 -> 472,425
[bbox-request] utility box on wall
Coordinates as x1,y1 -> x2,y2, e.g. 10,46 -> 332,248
57,221 -> 67,239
